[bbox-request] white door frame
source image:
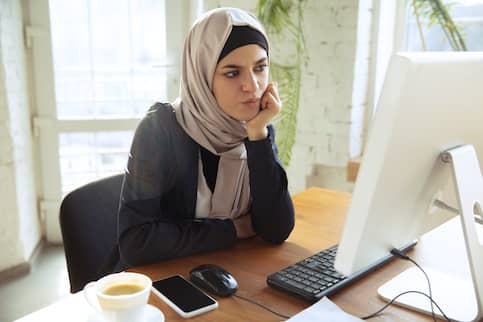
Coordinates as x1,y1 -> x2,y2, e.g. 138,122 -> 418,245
26,0 -> 63,243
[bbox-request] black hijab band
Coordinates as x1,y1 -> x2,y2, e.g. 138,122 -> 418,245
218,25 -> 269,63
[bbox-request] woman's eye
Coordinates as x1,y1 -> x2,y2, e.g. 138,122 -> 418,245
224,70 -> 239,78
255,64 -> 268,72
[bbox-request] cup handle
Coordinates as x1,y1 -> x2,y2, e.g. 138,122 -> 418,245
83,281 -> 100,312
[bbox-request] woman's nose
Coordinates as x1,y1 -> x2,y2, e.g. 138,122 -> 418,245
241,72 -> 259,92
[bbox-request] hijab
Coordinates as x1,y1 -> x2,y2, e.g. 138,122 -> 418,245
172,7 -> 269,219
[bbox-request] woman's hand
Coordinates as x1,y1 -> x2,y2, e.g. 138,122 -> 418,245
232,213 -> 256,239
246,82 -> 281,140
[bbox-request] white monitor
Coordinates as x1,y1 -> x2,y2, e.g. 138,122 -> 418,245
334,52 -> 483,322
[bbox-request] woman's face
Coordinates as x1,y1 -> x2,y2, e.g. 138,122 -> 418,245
212,44 -> 269,121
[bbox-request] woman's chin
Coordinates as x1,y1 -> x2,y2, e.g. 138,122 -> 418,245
235,113 -> 258,122
239,108 -> 261,122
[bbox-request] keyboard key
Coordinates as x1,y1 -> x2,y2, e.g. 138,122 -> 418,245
285,279 -> 305,289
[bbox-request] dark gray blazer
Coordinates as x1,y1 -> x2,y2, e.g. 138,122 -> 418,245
117,103 -> 294,268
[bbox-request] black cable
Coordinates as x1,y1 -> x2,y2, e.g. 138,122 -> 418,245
360,248 -> 452,322
390,248 -> 437,322
233,293 -> 291,319
360,290 -> 451,321
407,257 -> 437,322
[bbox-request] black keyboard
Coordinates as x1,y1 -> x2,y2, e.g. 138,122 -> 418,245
267,242 -> 417,302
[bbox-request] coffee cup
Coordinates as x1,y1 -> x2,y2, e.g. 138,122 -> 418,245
83,272 -> 152,322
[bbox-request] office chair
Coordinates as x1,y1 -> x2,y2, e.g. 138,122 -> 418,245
59,174 -> 124,293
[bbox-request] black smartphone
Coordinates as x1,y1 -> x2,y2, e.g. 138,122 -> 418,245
151,275 -> 218,318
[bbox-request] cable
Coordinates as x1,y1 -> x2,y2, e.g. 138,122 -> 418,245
407,257 -> 437,321
390,249 -> 437,322
360,290 -> 451,321
360,248 -> 452,322
232,293 -> 291,319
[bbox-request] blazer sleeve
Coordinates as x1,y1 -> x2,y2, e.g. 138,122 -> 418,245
244,125 -> 295,243
117,107 -> 237,267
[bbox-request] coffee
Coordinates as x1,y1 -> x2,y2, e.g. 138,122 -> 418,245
84,272 -> 153,322
103,283 -> 144,296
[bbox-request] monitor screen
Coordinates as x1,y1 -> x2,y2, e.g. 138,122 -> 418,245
334,52 -> 483,320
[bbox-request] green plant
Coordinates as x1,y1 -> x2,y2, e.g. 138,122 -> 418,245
256,0 -> 306,167
256,0 -> 465,166
411,0 -> 467,51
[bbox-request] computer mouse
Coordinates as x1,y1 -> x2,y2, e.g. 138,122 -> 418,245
189,264 -> 238,297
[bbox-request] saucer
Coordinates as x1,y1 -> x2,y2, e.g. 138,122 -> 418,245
141,305 -> 165,322
86,304 -> 164,322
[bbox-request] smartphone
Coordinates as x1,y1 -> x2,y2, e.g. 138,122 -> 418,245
152,275 -> 218,318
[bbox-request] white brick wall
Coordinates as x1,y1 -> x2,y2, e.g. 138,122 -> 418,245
0,0 -> 41,272
202,0 -> 374,194
288,0 -> 373,193
0,0 -> 375,273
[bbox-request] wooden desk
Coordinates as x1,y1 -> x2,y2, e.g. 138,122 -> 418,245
132,187 -> 472,322
16,187 -> 472,322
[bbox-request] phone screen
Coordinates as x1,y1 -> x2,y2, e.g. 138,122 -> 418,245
152,275 -> 216,313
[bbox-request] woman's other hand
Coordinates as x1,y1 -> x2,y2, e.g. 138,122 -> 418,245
246,82 -> 281,140
233,213 -> 256,239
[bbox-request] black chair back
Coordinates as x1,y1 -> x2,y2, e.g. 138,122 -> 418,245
59,174 -> 123,293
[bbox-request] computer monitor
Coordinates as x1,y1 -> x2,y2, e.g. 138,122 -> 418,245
334,52 -> 483,322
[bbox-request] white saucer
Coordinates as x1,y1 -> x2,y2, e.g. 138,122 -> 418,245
86,304 -> 165,322
142,305 -> 165,322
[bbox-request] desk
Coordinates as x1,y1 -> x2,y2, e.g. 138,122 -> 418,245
16,187 -> 472,322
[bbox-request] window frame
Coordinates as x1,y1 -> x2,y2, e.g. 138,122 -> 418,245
26,0 -> 196,242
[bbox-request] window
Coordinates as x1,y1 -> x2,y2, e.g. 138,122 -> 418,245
28,0 -> 191,241
48,0 -> 168,195
59,131 -> 133,194
405,0 -> 483,51
370,0 -> 483,117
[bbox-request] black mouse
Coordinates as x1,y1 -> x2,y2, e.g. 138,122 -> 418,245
189,264 -> 238,297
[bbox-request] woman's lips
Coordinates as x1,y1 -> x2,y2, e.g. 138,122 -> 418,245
242,98 -> 260,108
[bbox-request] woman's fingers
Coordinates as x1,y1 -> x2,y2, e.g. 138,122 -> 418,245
246,82 -> 282,140
263,92 -> 281,118
271,82 -> 280,102
261,83 -> 281,110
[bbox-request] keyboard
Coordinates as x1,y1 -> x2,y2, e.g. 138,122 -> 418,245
267,242 -> 417,302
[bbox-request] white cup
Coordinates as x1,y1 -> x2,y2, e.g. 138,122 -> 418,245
83,272 -> 152,322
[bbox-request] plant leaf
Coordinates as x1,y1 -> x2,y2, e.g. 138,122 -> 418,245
257,0 -> 306,167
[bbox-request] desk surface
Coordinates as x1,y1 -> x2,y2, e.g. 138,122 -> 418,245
17,187 -> 472,322
135,187 -> 471,322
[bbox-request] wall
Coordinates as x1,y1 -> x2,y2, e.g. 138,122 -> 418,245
204,0 -> 374,193
0,0 -> 374,273
0,0 -> 41,273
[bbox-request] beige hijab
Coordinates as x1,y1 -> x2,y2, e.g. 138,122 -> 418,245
172,8 -> 269,219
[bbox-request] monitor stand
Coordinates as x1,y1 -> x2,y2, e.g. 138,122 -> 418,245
378,145 -> 483,322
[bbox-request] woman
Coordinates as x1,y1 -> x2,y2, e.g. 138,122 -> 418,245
117,7 -> 295,268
